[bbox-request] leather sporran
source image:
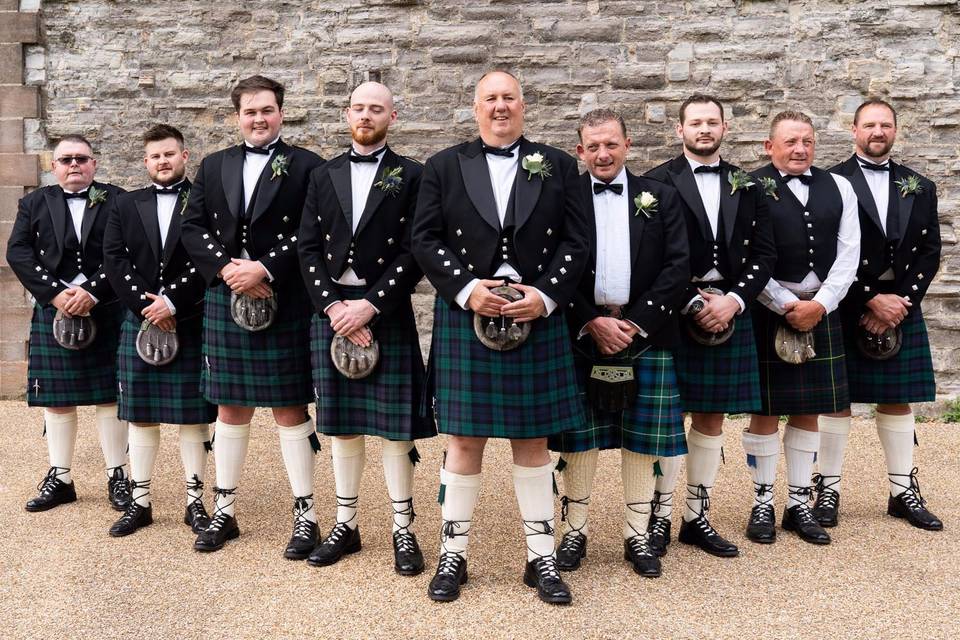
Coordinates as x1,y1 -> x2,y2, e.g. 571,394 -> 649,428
684,287 -> 734,346
473,285 -> 531,351
52,310 -> 96,350
587,363 -> 638,412
856,325 -> 902,361
774,322 -> 817,364
136,320 -> 179,366
230,290 -> 278,332
330,334 -> 380,379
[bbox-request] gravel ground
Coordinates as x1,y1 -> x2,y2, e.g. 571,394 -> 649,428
0,402 -> 957,639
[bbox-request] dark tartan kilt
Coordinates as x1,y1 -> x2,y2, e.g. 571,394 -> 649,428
841,304 -> 936,404
426,297 -> 585,439
311,286 -> 435,441
549,341 -> 687,457
201,282 -> 312,407
674,311 -> 761,414
27,301 -> 123,407
753,304 -> 849,416
117,310 -> 217,425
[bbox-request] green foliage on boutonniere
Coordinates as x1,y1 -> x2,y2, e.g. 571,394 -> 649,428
521,152 -> 552,181
759,176 -> 780,201
634,191 -> 658,218
894,175 -> 923,198
271,154 -> 289,181
374,166 -> 403,197
727,169 -> 756,195
179,188 -> 190,215
87,185 -> 107,207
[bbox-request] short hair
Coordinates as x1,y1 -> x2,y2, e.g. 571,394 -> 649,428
142,123 -> 185,148
769,110 -> 815,138
474,69 -> 523,101
679,94 -> 725,124
230,75 -> 285,112
577,108 -> 627,141
854,98 -> 897,126
54,134 -> 93,154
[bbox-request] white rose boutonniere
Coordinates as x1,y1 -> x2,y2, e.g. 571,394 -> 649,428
521,152 -> 552,181
634,191 -> 658,218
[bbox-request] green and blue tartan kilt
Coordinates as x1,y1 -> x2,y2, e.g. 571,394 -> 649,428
549,341 -> 687,457
674,311 -> 761,414
117,310 -> 217,425
752,304 -> 849,416
841,305 -> 936,404
27,301 -> 123,407
311,286 -> 435,441
201,283 -> 313,407
427,297 -> 585,439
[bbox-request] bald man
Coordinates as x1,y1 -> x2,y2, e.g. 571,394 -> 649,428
298,82 -> 433,575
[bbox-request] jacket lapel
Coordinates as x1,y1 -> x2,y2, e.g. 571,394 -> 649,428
890,160 -> 914,245
328,154 -> 353,231
842,155 -> 884,234
668,157 -> 711,241
161,179 -> 190,266
220,145 -> 244,219
355,147 -> 395,237
80,183 -> 103,248
512,137 -> 543,231
458,138 -> 501,232
135,191 -> 161,263
719,161 -> 740,248
43,187 -> 68,254
251,139 -> 290,223
626,171 -> 647,269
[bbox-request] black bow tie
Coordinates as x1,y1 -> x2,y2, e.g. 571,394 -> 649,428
781,173 -> 812,185
244,143 -> 277,155
350,147 -> 386,163
859,161 -> 890,172
154,184 -> 183,196
593,182 -> 624,195
482,140 -> 521,158
63,191 -> 87,200
693,164 -> 722,174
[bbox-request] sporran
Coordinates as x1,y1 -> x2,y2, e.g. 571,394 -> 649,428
684,287 -> 735,346
774,322 -> 817,364
136,320 -> 179,366
473,285 -> 531,351
330,334 -> 380,379
856,325 -> 902,361
52,310 -> 97,350
230,290 -> 278,331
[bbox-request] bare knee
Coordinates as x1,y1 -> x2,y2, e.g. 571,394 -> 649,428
272,406 -> 309,427
510,437 -> 550,467
218,405 -> 255,425
445,436 -> 487,475
690,412 -> 725,436
749,414 -> 780,435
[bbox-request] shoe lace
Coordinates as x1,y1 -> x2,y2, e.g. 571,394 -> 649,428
532,556 -> 562,583
750,504 -> 775,525
791,503 -> 819,527
812,473 -> 840,509
108,466 -> 130,496
625,533 -> 653,557
394,530 -> 418,554
754,482 -> 774,508
651,490 -> 673,518
440,519 -> 470,551
291,494 -> 315,539
391,497 -> 417,537
117,491 -> 148,524
322,522 -> 353,546
685,483 -> 711,519
207,486 -> 237,531
129,478 -> 151,506
523,519 -> 558,571
186,473 -> 204,505
648,514 -> 670,538
36,466 -> 70,495
335,493 -> 359,528
557,531 -> 585,554
890,467 -> 927,508
625,499 -> 652,539
787,484 -> 813,508
436,551 -> 464,577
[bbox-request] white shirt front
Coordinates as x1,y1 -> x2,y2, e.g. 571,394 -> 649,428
686,157 -> 722,241
591,168 -> 631,306
240,136 -> 279,279
153,181 -> 186,315
62,189 -> 89,287
336,145 -> 385,287
857,155 -> 891,234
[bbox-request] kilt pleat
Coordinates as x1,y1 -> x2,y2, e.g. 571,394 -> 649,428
427,297 -> 584,439
27,301 -> 123,407
753,304 -> 849,416
311,287 -> 435,441
201,283 -> 312,407
117,311 -> 217,424
674,311 -> 761,414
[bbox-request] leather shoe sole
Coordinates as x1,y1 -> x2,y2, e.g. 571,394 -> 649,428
194,525 -> 240,552
306,537 -> 362,567
25,491 -> 77,513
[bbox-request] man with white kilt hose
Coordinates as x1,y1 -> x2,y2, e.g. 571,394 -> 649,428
644,95 -> 776,558
102,124 -> 217,537
7,134 -> 131,513
551,109 -> 689,578
412,70 -> 590,604
298,82 -> 435,574
815,99 -> 943,531
181,76 -> 324,556
745,111 -> 860,545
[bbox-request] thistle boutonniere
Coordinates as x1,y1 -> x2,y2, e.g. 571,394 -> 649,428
634,191 -> 658,218
727,169 -> 755,195
759,176 -> 780,201
894,175 -> 923,198
374,166 -> 403,197
521,152 -> 552,181
87,185 -> 107,207
270,153 -> 289,181
179,188 -> 190,215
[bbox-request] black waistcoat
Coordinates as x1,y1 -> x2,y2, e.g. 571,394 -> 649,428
60,212 -> 83,281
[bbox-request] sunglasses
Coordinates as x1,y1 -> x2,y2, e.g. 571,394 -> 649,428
55,155 -> 92,166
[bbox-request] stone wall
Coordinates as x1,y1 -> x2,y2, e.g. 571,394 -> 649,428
4,0 -> 960,402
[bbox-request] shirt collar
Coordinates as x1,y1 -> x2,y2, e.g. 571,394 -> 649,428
777,168 -> 813,178
351,143 -> 387,157
685,156 -> 721,173
244,135 -> 281,150
590,166 -> 628,190
152,179 -> 186,191
856,154 -> 890,168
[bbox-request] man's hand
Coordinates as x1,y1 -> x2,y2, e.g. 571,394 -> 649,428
695,289 -> 740,333
243,281 -> 274,300
51,289 -> 76,316
331,299 -> 377,337
62,287 -> 95,316
865,293 -> 911,329
142,293 -> 175,331
500,283 -> 546,323
783,299 -> 826,332
466,279 -> 508,316
585,316 -> 634,355
860,310 -> 895,335
344,325 -> 373,348
222,258 -> 268,293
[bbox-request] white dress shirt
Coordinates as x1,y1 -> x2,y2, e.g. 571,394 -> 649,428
240,136 -> 279,279
335,145 -> 385,287
591,168 -> 631,306
759,170 -> 861,315
153,180 -> 185,314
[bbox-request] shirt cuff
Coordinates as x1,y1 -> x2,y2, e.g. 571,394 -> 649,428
727,292 -> 746,314
812,290 -> 836,315
681,294 -> 704,315
159,292 -> 176,316
454,278 -> 480,310
257,260 -> 275,282
530,287 -> 556,317
624,318 -> 648,338
322,300 -> 342,314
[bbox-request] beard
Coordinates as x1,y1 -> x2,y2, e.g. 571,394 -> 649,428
683,137 -> 722,158
862,139 -> 894,159
352,122 -> 388,147
151,166 -> 186,188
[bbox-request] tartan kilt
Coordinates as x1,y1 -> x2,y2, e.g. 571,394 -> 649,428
117,310 -> 217,425
753,304 -> 849,416
201,283 -> 313,407
27,301 -> 123,407
549,342 -> 687,457
311,286 -> 435,441
841,305 -> 936,404
674,311 -> 761,414
427,297 -> 585,439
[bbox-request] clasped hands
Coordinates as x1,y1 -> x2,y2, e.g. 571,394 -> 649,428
52,287 -> 95,318
861,293 -> 911,334
327,299 -> 377,348
219,258 -> 272,299
466,279 -> 545,323
692,289 -> 740,334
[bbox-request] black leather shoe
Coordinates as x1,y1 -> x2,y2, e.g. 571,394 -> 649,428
624,535 -> 661,578
306,523 -> 361,567
678,515 -> 739,557
428,552 -> 468,602
782,504 -> 831,545
184,500 -> 211,534
523,557 -> 572,605
25,467 -> 76,512
647,514 -> 672,557
555,532 -> 587,571
107,467 -> 132,512
812,474 -> 840,527
194,513 -> 240,552
888,491 -> 943,531
746,504 -> 777,543
109,501 -> 153,537
285,520 -> 319,560
393,530 -> 425,576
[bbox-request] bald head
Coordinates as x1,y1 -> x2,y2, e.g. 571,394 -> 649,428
474,70 -> 523,103
346,81 -> 397,150
351,81 -> 394,111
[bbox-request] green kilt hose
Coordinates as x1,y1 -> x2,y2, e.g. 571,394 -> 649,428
427,297 -> 585,439
201,282 -> 313,407
311,286 -> 435,441
752,304 -> 849,416
674,310 -> 761,414
27,301 -> 123,408
117,310 -> 216,425
549,341 -> 687,457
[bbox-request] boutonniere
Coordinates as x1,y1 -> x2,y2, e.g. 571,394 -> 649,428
87,185 -> 107,207
727,169 -> 755,195
634,191 -> 658,218
759,176 -> 780,201
374,166 -> 403,197
521,152 -> 552,181
270,154 -> 289,181
179,188 -> 190,215
894,175 -> 923,198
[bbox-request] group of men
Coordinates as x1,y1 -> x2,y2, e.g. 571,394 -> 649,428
8,70 -> 943,606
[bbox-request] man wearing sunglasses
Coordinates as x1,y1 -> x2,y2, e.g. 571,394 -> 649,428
7,134 -> 131,514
